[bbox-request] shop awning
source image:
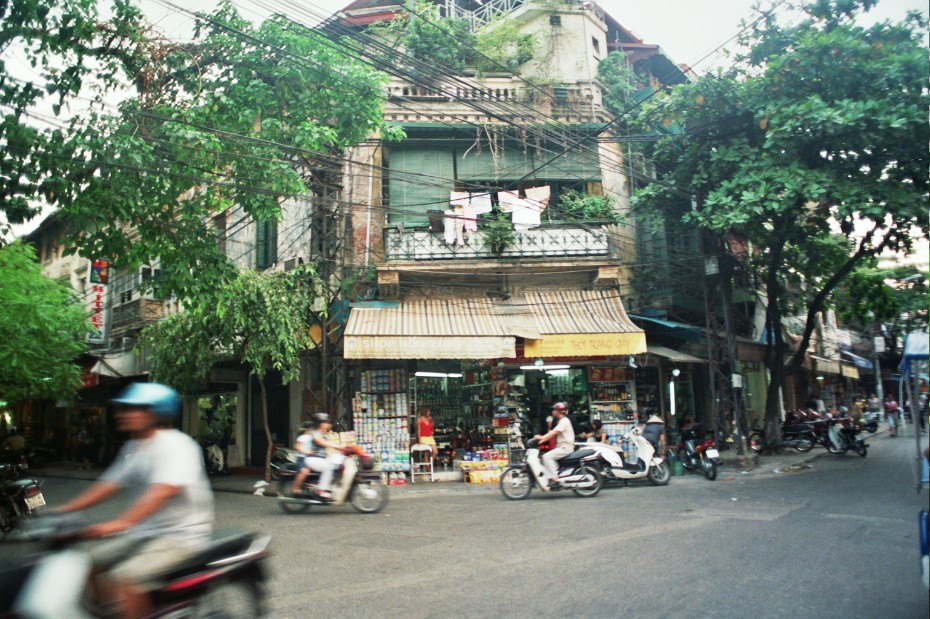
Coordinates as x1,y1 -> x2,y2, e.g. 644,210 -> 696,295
810,355 -> 841,375
522,290 -> 646,357
344,297 -> 516,359
841,350 -> 874,370
629,314 -> 704,343
90,351 -> 139,378
646,344 -> 707,364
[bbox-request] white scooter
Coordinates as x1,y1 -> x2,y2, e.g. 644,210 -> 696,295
577,426 -> 671,486
277,445 -> 389,513
499,438 -> 603,499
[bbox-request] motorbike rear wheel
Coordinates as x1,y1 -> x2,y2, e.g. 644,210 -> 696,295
748,432 -> 764,453
195,578 -> 261,618
499,466 -> 533,500
703,459 -> 718,481
571,465 -> 603,498
647,462 -> 671,486
350,479 -> 388,513
277,480 -> 311,514
795,432 -> 815,453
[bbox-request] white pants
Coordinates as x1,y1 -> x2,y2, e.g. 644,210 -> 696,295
542,444 -> 574,480
305,453 -> 344,491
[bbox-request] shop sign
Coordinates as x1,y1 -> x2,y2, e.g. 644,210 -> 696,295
87,259 -> 109,345
344,335 -> 516,359
524,332 -> 646,358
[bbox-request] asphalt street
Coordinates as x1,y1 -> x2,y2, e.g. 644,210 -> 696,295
29,434 -> 930,619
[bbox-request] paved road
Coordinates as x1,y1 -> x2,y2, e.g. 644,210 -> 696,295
33,435 -> 930,618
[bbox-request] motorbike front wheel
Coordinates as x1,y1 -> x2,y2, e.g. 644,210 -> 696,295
647,462 -> 671,486
571,465 -> 603,498
856,444 -> 868,457
499,466 -> 533,500
826,440 -> 847,455
865,422 -> 878,433
678,448 -> 696,471
703,459 -> 718,481
350,479 -> 388,513
795,432 -> 815,453
277,480 -> 311,514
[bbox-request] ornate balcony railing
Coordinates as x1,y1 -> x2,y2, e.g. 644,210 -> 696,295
383,223 -> 614,261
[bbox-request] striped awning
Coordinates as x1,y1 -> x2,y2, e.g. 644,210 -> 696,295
344,290 -> 646,359
521,290 -> 646,357
344,297 -> 516,359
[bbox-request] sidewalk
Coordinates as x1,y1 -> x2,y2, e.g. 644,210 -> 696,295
31,438 -> 854,498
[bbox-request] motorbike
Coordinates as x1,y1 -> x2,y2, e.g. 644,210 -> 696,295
0,513 -> 270,618
748,412 -> 816,453
858,411 -> 880,433
677,424 -> 720,481
823,416 -> 868,456
0,461 -> 45,540
199,436 -> 227,476
277,444 -> 388,514
270,446 -> 301,480
499,437 -> 603,500
575,425 -> 671,487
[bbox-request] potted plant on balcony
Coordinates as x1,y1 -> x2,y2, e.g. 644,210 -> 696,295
480,209 -> 515,255
555,189 -> 621,224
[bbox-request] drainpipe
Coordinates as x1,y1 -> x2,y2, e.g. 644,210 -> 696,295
364,145 -> 375,269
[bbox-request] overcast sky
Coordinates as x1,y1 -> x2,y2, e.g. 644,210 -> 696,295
140,0 -> 930,70
7,0 -> 930,246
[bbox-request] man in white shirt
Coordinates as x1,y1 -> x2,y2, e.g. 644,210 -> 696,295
56,382 -> 214,619
534,402 -> 575,487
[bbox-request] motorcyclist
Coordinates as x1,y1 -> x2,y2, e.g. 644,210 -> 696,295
533,402 -> 575,487
54,382 -> 214,619
291,413 -> 344,500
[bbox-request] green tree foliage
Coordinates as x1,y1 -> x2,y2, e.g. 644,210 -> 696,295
5,0 -> 401,301
834,264 -> 928,343
0,242 -> 88,403
140,265 -> 318,479
0,0 -> 147,236
403,0 -> 475,73
597,51 -> 640,117
632,1 -> 929,449
473,16 -> 535,74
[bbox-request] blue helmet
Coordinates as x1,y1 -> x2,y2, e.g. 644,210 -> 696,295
112,382 -> 181,421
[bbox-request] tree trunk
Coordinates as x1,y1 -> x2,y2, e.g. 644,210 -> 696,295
258,376 -> 273,482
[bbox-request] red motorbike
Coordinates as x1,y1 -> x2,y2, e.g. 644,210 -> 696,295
676,424 -> 720,481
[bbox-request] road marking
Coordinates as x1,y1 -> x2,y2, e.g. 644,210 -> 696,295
823,512 -> 911,525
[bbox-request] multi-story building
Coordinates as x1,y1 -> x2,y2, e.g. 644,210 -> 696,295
325,0 -> 704,463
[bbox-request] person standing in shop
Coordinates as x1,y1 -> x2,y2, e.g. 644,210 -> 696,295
534,402 -> 575,487
417,406 -> 438,461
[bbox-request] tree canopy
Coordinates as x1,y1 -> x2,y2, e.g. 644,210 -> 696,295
631,0 -> 929,445
4,0 -> 402,303
0,242 -> 89,403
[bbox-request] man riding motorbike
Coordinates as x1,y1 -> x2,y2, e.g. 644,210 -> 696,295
533,402 -> 575,488
291,413 -> 344,500
53,382 -> 214,619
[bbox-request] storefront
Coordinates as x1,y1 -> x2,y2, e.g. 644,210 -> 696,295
343,290 -> 660,476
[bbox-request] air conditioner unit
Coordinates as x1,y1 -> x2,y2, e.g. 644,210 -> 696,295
282,255 -> 306,272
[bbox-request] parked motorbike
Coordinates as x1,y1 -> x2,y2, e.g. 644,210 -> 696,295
576,426 -> 671,487
748,413 -> 816,453
824,416 -> 868,456
270,446 -> 300,480
0,513 -> 270,617
677,424 -> 720,481
277,444 -> 388,514
499,438 -> 603,500
0,461 -> 44,539
199,436 -> 227,476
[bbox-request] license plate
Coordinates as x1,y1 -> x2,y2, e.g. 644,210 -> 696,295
24,492 -> 45,511
706,449 -> 719,459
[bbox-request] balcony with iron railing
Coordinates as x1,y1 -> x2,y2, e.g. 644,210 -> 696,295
383,222 -> 615,262
384,76 -> 607,125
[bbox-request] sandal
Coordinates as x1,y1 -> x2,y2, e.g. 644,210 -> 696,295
317,490 -> 333,500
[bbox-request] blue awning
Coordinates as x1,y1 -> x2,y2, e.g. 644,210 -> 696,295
629,315 -> 703,343
840,350 -> 874,370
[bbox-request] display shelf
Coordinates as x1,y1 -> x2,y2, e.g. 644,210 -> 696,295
355,368 -> 410,472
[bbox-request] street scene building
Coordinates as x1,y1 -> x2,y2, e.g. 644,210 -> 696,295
4,0 -> 927,478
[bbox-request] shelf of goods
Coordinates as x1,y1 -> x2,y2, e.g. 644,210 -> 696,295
593,409 -> 640,463
458,452 -> 508,483
354,368 -> 410,472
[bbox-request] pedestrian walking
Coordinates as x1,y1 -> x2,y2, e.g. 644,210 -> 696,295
884,395 -> 899,437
